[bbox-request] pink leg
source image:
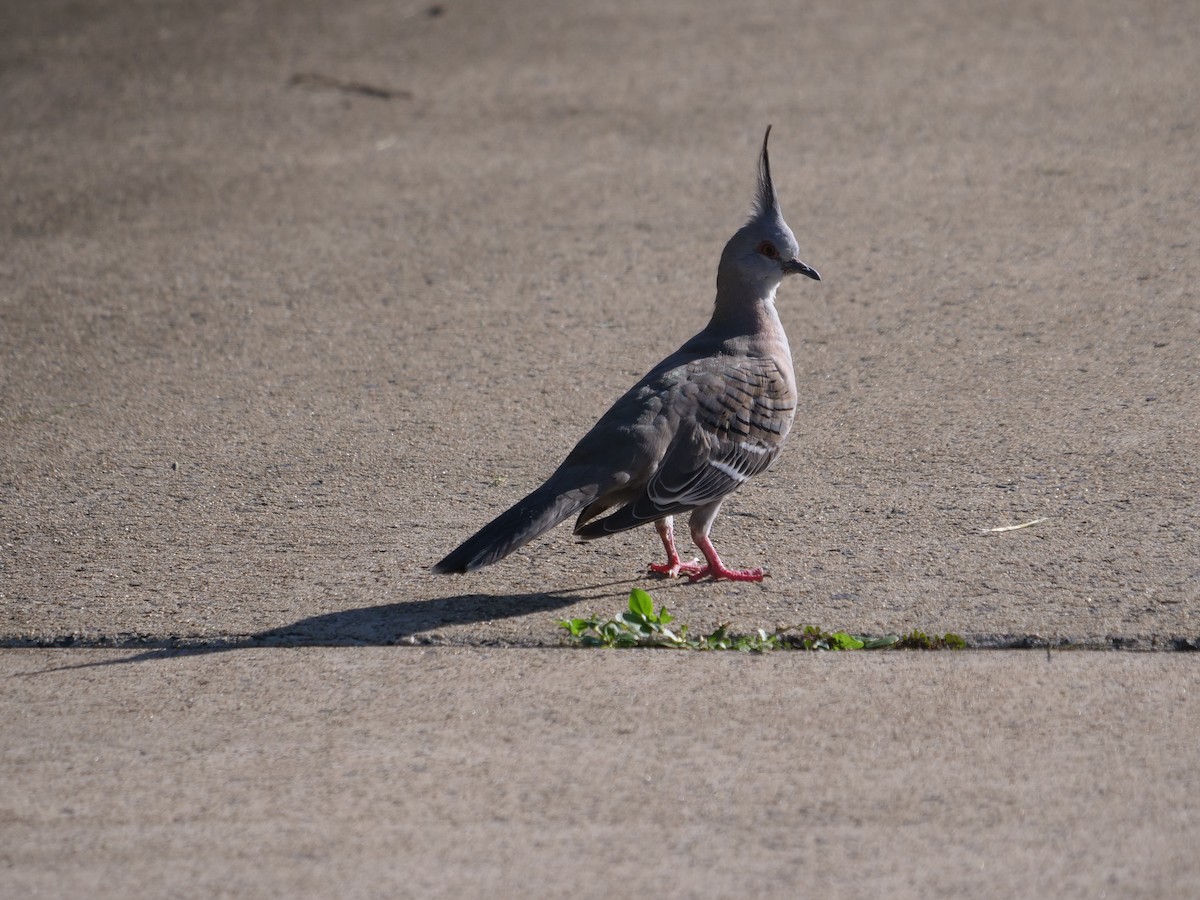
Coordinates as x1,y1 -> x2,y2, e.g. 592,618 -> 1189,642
687,531 -> 764,583
648,517 -> 704,578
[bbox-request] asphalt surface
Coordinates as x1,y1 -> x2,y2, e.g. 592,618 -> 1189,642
2,0 -> 1197,896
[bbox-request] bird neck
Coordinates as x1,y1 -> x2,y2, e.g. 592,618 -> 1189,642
707,279 -> 784,339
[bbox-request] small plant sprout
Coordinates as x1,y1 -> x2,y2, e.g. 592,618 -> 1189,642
559,590 -> 966,652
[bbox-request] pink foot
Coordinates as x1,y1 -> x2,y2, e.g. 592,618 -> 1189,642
649,518 -> 705,578
649,558 -> 705,578
687,563 -> 764,583
689,531 -> 765,582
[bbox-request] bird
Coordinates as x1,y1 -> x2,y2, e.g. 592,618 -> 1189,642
433,126 -> 820,581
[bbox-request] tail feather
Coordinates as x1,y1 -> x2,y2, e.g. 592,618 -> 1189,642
574,492 -> 687,540
433,480 -> 598,574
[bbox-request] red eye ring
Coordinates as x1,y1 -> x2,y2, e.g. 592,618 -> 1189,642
757,241 -> 779,259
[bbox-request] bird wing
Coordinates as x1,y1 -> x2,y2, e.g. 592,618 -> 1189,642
573,350 -> 795,536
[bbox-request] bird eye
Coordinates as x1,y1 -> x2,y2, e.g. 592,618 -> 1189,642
757,241 -> 779,259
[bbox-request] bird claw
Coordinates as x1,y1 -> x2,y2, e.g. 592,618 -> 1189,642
687,565 -> 765,583
650,558 -> 766,582
649,558 -> 705,578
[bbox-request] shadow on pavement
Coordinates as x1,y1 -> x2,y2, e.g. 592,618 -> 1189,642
249,589 -> 587,647
13,582 -> 640,675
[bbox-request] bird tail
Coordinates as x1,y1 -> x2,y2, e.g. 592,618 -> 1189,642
573,502 -> 655,539
432,479 -> 599,574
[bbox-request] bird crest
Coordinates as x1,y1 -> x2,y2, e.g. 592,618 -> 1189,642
751,125 -> 780,219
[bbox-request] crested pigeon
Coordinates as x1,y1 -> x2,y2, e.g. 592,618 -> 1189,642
433,126 -> 820,581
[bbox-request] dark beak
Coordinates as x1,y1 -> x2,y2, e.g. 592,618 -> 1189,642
783,258 -> 821,280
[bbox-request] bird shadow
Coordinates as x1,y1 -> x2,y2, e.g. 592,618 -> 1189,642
13,579 -> 641,676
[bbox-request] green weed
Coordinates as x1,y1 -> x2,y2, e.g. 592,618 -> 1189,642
560,589 -> 965,652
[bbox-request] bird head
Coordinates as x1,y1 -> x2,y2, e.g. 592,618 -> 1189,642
718,126 -> 820,294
